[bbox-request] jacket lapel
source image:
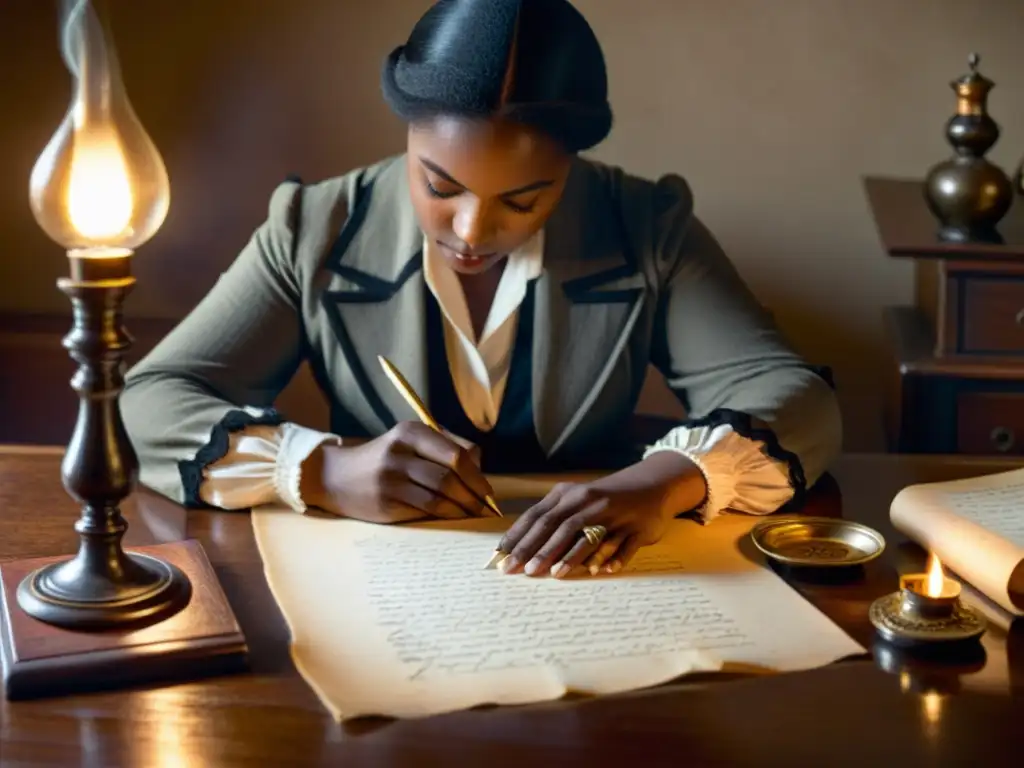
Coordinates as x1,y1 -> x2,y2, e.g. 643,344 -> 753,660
532,160 -> 649,456
319,155 -> 649,451
320,159 -> 429,433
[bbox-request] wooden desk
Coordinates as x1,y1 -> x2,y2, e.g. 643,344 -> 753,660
2,450 -> 1023,766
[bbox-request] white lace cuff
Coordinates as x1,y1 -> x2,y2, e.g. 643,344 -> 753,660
199,422 -> 342,513
643,423 -> 794,522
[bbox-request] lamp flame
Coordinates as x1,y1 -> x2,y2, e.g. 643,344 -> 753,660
925,552 -> 945,598
62,0 -> 133,240
66,125 -> 134,239
28,0 -> 169,251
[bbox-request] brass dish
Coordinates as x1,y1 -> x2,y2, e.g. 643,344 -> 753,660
751,517 -> 886,567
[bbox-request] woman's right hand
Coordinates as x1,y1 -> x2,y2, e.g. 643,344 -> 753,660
300,421 -> 496,524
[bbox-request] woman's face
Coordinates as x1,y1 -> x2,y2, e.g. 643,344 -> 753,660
406,115 -> 572,275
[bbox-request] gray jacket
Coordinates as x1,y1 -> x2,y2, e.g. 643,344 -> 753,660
122,155 -> 842,507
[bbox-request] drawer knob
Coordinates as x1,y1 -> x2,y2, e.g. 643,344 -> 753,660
990,426 -> 1016,453
1015,309 -> 1024,326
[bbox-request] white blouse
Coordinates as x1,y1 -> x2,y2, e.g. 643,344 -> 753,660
198,232 -> 794,522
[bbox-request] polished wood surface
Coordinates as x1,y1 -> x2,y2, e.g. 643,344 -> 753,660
1,539 -> 248,700
2,449 -> 1024,766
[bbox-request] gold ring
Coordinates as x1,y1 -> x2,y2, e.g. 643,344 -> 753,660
582,525 -> 607,546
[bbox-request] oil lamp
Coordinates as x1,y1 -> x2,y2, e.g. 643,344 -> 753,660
15,0 -> 190,629
870,552 -> 986,648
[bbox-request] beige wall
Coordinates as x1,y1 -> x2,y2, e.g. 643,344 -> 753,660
2,0 -> 1023,450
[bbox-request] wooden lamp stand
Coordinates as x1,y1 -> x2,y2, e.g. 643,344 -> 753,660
0,253 -> 247,700
15,252 -> 191,629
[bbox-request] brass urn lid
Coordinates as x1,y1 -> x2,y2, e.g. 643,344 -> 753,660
951,53 -> 995,116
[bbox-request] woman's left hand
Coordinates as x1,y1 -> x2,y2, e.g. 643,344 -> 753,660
496,451 -> 708,578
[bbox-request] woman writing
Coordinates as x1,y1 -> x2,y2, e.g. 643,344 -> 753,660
122,0 -> 842,579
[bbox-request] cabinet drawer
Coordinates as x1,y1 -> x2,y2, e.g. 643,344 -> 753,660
961,278 -> 1024,354
957,393 -> 1024,454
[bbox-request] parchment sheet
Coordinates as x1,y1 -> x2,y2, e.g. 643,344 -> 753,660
891,468 -> 1024,616
252,479 -> 864,720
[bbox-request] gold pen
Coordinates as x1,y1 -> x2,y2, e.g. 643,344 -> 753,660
377,355 -> 503,519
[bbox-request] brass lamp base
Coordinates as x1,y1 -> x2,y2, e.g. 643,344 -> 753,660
17,552 -> 190,631
15,250 -> 192,632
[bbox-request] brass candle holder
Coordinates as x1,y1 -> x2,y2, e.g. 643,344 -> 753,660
15,0 -> 191,630
869,554 -> 986,648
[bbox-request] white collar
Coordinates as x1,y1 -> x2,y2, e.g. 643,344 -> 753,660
423,230 -> 544,344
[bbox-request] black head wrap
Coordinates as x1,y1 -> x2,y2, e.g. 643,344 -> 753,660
381,0 -> 612,152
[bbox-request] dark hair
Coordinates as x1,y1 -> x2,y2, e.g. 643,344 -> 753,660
381,0 -> 613,153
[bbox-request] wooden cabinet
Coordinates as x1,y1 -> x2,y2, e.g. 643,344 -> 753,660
960,275 -> 1024,354
868,177 -> 1024,454
914,258 -> 1024,356
955,392 -> 1024,454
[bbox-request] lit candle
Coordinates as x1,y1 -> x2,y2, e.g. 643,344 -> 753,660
898,553 -> 962,621
871,551 -> 986,647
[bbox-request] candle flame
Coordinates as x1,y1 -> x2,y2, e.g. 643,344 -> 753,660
66,124 -> 134,240
925,552 -> 944,598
